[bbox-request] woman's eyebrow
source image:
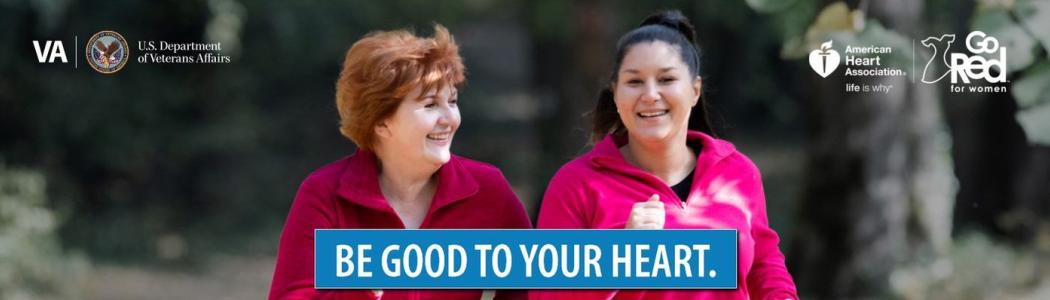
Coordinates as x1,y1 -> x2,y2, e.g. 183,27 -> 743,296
621,66 -> 678,74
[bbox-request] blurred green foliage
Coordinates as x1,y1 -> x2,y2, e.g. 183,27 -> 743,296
0,163 -> 88,299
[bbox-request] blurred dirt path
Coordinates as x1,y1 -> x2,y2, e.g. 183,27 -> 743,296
79,256 -> 274,300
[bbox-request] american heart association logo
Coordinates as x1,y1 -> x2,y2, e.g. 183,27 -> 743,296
809,40 -> 840,78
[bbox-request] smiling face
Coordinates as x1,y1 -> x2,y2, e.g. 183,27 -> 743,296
374,84 -> 460,168
613,41 -> 701,146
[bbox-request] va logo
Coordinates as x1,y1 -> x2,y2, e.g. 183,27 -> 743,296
32,40 -> 68,63
809,40 -> 840,78
86,30 -> 129,74
921,31 -> 1006,84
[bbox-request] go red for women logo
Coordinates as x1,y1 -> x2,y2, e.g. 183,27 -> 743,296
921,31 -> 1008,93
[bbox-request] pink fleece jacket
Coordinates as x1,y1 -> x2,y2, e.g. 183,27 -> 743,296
532,131 -> 798,300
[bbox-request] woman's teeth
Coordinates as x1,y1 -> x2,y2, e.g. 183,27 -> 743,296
427,132 -> 451,140
638,110 -> 669,118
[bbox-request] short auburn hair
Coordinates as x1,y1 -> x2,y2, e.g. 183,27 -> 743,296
335,24 -> 465,151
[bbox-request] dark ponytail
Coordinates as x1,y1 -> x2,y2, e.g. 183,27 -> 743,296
590,10 -> 715,143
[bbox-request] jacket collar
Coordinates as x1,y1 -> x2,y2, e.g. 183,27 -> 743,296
335,150 -> 480,212
589,130 -> 735,176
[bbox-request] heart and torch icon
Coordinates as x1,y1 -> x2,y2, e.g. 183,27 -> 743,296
809,40 -> 840,78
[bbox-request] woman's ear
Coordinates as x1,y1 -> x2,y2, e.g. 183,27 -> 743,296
374,120 -> 392,139
692,76 -> 702,106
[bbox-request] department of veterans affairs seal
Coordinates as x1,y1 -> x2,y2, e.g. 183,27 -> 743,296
86,30 -> 129,74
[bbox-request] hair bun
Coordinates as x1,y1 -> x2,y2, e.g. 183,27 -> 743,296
639,10 -> 697,45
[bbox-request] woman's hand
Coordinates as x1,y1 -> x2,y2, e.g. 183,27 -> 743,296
626,194 -> 665,229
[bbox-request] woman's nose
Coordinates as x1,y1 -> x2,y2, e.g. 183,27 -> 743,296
640,81 -> 660,103
436,104 -> 456,126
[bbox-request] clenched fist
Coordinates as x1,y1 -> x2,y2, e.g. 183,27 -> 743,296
626,194 -> 665,229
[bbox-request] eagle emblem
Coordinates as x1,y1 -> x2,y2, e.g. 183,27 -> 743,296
86,31 -> 129,74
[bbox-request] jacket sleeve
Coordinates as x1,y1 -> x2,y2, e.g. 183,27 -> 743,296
531,167 -> 623,300
491,170 -> 532,300
268,175 -> 377,300
493,169 -> 534,230
535,166 -> 592,229
744,166 -> 800,300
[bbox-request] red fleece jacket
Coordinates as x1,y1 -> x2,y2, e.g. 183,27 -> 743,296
269,150 -> 532,300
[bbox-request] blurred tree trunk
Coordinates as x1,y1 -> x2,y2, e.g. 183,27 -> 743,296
529,0 -> 614,217
790,0 -> 957,297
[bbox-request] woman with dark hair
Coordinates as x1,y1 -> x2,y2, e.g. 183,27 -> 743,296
533,11 -> 798,300
269,24 -> 531,300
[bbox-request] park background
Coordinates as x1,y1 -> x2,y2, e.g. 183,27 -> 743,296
2,0 -> 1049,299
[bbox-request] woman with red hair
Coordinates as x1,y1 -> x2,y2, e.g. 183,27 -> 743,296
269,25 -> 531,300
